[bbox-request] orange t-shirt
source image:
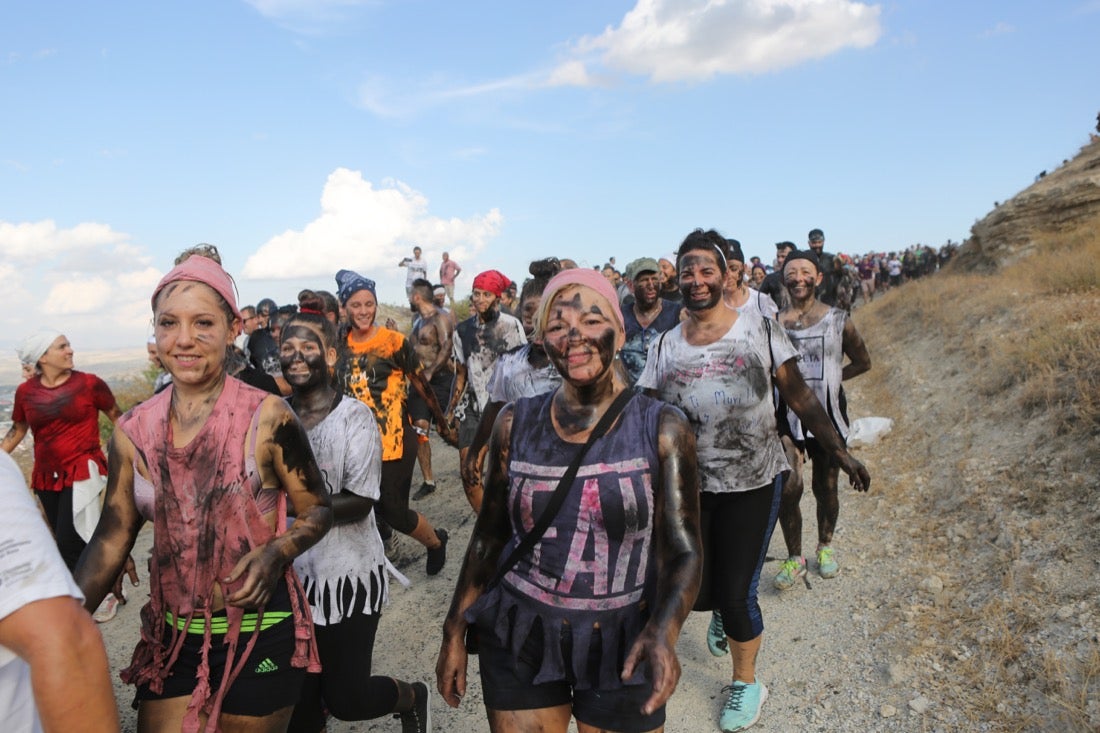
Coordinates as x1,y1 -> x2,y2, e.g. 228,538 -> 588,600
340,328 -> 420,461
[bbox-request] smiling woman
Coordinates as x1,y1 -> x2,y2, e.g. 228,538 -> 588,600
73,253 -> 333,733
2,330 -> 121,576
438,267 -> 702,733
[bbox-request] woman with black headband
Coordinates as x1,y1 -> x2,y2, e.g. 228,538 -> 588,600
773,250 -> 871,590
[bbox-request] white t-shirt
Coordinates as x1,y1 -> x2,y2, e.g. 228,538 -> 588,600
404,257 -> 429,289
637,311 -> 798,493
292,396 -> 388,625
486,344 -> 561,404
735,289 -> 779,320
0,452 -> 84,733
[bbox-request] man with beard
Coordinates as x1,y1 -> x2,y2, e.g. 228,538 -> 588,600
446,270 -> 526,511
758,241 -> 795,312
620,257 -> 682,385
807,229 -> 840,306
407,278 -> 456,499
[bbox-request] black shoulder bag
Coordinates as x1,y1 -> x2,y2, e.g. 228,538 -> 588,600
465,387 -> 635,654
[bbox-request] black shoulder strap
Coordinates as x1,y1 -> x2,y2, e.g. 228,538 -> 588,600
485,387 -> 635,590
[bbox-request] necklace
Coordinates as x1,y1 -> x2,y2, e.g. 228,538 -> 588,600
792,303 -> 816,328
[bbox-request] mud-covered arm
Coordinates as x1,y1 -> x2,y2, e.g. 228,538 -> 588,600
446,362 -> 468,419
74,430 -> 144,611
460,400 -> 504,489
841,317 -> 871,381
409,370 -> 457,445
775,360 -> 870,492
436,404 -> 515,707
621,405 -> 702,714
225,397 -> 333,608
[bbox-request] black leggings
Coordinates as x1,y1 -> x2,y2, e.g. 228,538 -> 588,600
287,582 -> 398,732
695,477 -> 783,642
36,488 -> 86,571
378,424 -> 419,534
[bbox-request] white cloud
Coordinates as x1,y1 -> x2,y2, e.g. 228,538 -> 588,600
0,219 -> 163,350
43,278 -> 114,315
570,0 -> 883,83
242,168 -> 503,287
358,0 -> 881,115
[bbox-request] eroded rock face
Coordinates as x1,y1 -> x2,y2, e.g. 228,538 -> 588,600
955,137 -> 1100,271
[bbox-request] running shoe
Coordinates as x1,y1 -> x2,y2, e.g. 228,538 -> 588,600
412,482 -> 437,500
817,545 -> 839,578
707,610 -> 729,656
93,593 -> 119,623
396,681 -> 431,733
426,529 -> 448,576
773,556 -> 807,591
719,680 -> 768,732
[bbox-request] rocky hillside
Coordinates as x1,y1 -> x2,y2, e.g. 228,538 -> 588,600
955,135 -> 1100,270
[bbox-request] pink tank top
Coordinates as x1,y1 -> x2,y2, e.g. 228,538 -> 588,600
117,377 -> 318,733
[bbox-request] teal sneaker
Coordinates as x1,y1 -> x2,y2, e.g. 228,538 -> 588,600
773,556 -> 807,590
707,610 -> 729,656
719,679 -> 768,732
817,545 -> 839,578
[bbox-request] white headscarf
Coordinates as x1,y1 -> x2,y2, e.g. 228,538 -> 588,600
17,329 -> 63,367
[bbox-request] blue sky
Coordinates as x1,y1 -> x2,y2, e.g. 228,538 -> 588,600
2,0 -> 1098,351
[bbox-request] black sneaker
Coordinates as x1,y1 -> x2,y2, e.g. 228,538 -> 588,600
396,681 -> 431,733
412,481 -> 436,500
426,529 -> 448,576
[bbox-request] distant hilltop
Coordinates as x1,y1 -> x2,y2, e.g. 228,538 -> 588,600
956,135 -> 1100,270
0,347 -> 147,387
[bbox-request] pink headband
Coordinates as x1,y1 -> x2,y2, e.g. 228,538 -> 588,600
152,255 -> 242,322
535,267 -> 625,338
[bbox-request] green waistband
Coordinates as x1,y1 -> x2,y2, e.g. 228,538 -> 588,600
166,610 -> 293,635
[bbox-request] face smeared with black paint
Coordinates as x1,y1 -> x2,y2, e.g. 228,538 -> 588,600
783,258 -> 822,303
520,295 -> 540,339
279,324 -> 334,392
541,285 -> 624,386
154,281 -> 238,386
471,288 -> 498,317
678,250 -> 725,311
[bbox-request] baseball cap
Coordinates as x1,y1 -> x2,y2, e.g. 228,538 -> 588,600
625,257 -> 661,281
808,228 -> 825,242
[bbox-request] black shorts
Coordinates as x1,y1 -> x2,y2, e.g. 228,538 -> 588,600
408,371 -> 453,424
478,621 -> 664,733
135,583 -> 305,717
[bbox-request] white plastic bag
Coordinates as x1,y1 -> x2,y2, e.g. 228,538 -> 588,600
847,416 -> 894,447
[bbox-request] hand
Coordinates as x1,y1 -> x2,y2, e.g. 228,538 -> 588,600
839,453 -> 871,492
385,317 -> 398,331
438,422 -> 459,448
436,633 -> 469,709
621,626 -> 681,715
223,544 -> 285,609
112,554 -> 140,603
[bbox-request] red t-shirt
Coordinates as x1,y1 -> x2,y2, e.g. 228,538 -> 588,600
11,371 -> 115,491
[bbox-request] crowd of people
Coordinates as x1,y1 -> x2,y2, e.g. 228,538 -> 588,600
1,225 -> 934,732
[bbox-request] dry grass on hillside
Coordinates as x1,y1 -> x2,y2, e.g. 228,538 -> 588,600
850,224 -> 1100,730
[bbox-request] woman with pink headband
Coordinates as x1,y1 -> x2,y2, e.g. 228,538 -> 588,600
438,268 -> 702,733
75,251 -> 333,733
